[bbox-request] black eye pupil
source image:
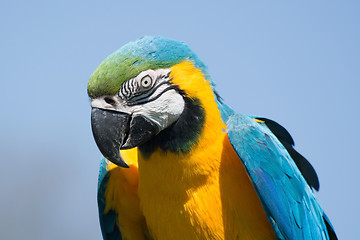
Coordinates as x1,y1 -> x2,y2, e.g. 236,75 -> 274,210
143,79 -> 150,86
141,76 -> 152,87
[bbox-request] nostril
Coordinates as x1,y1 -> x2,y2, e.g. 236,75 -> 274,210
104,97 -> 116,105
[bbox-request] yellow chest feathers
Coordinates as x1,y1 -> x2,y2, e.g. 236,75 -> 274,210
135,62 -> 275,240
137,134 -> 275,240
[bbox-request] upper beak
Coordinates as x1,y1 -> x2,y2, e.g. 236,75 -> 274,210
91,108 -> 159,167
91,108 -> 130,168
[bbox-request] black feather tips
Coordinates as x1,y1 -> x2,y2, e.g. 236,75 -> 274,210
255,118 -> 320,191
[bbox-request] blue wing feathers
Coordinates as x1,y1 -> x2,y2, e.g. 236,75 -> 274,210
226,113 -> 333,239
98,158 -> 122,240
254,117 -> 320,191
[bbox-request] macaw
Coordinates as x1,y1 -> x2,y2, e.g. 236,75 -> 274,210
88,36 -> 337,240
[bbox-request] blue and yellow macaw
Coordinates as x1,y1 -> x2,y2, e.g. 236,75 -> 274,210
88,36 -> 337,240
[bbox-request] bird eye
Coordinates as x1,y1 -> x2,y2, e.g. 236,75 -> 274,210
140,75 -> 152,89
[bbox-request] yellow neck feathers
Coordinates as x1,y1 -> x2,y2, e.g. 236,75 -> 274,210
169,61 -> 226,149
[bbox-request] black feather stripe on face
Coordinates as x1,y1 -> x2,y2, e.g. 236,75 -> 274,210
138,97 -> 205,157
118,71 -> 171,104
127,80 -> 171,105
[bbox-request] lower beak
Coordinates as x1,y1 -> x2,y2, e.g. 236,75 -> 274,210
91,108 -> 159,167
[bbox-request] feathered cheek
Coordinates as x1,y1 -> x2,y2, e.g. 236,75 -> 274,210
134,89 -> 185,131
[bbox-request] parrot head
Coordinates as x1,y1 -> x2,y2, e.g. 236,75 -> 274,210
88,36 -> 219,167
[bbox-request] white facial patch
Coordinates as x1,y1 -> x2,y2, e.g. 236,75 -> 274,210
130,89 -> 185,131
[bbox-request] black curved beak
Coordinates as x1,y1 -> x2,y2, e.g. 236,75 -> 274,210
91,108 -> 159,168
91,108 -> 130,168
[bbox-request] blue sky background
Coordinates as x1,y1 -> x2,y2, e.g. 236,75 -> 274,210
0,0 -> 358,239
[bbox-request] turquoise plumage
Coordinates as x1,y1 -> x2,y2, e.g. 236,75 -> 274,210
88,36 -> 210,98
225,113 -> 331,239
